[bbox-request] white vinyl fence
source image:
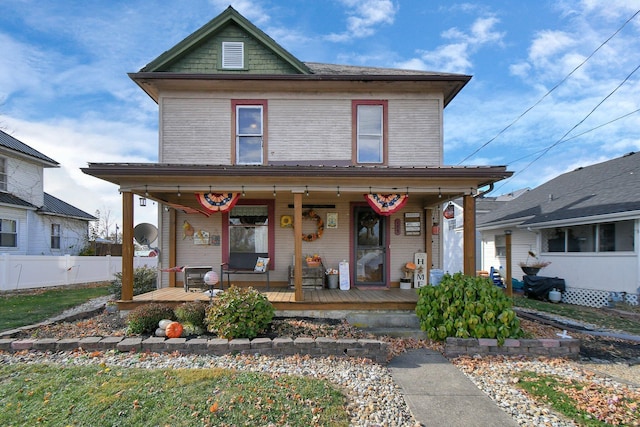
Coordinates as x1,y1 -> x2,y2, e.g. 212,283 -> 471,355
0,254 -> 158,292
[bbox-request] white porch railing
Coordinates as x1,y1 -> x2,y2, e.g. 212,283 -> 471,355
0,254 -> 158,292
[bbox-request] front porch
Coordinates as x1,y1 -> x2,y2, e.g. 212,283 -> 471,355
117,286 -> 420,312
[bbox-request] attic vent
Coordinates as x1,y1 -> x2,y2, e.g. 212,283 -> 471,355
222,41 -> 244,69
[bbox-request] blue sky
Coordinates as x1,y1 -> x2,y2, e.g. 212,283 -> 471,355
1,0 -> 639,231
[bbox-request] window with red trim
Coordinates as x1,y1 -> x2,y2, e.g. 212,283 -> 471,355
353,100 -> 387,164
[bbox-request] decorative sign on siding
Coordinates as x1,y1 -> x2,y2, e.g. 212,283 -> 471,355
414,253 -> 427,287
194,230 -> 210,245
404,212 -> 421,236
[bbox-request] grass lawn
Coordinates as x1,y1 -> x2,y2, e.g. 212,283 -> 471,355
512,294 -> 640,335
0,363 -> 348,426
0,284 -> 111,331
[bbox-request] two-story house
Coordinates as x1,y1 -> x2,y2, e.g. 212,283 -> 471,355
82,7 -> 512,306
0,130 -> 96,255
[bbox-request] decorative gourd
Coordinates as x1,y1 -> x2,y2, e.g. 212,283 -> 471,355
165,321 -> 183,338
155,327 -> 167,337
158,319 -> 173,329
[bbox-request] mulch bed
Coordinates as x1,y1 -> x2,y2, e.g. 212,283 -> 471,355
12,309 -> 640,363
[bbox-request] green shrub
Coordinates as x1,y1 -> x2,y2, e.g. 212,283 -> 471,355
174,301 -> 207,329
415,272 -> 524,345
126,303 -> 175,335
205,286 -> 275,339
109,266 -> 157,297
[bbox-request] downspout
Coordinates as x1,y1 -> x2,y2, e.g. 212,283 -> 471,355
473,183 -> 494,199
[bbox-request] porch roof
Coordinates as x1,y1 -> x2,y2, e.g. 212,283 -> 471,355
82,162 -> 512,213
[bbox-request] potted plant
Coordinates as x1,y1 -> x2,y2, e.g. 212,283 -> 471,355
519,251 -> 551,275
325,267 -> 339,289
305,254 -> 322,267
400,262 -> 416,289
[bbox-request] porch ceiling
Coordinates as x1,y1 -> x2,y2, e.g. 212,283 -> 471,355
82,162 -> 512,212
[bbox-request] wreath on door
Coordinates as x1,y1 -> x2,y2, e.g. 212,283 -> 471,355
302,210 -> 324,242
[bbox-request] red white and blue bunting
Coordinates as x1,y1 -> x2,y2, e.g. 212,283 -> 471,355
196,193 -> 240,213
364,193 -> 408,216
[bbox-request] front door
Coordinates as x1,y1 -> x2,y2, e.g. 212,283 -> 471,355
353,206 -> 386,286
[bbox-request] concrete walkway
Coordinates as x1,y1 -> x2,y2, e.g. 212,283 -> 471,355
388,348 -> 518,427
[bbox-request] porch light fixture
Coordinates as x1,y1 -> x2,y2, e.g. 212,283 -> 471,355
139,197 -> 147,207
241,185 -> 245,197
144,185 -> 149,197
177,186 -> 181,197
305,185 -> 309,196
438,187 -> 442,198
273,185 -> 277,197
337,186 -> 340,197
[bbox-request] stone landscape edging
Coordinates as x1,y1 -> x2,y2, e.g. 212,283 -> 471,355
0,335 -> 389,364
0,335 -> 580,363
444,337 -> 581,359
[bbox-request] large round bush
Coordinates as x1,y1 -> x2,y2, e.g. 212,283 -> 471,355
205,286 -> 275,339
415,272 -> 523,344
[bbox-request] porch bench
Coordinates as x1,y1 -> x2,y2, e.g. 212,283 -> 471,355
220,253 -> 270,290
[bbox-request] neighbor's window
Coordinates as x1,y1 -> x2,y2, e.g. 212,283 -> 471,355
51,224 -> 61,249
0,218 -> 17,247
0,157 -> 7,191
494,235 -> 506,257
542,221 -> 634,253
353,100 -> 387,164
233,101 -> 267,165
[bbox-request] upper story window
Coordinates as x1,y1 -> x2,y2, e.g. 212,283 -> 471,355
353,100 -> 387,164
0,157 -> 7,191
222,41 -> 244,69
542,221 -> 634,253
0,218 -> 17,247
51,224 -> 61,249
233,100 -> 267,165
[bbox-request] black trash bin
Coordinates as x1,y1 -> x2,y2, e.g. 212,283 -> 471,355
523,276 -> 566,301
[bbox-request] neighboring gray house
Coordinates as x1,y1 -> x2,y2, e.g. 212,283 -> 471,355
477,152 -> 639,305
0,130 -> 96,255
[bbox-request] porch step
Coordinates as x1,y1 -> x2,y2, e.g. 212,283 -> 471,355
346,311 -> 427,338
274,309 -> 427,338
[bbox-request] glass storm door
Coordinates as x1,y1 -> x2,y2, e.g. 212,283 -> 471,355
354,206 -> 386,286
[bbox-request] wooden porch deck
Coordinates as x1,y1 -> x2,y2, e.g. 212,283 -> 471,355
118,286 -> 419,312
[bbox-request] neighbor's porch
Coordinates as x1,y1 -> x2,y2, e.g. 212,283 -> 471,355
117,286 -> 419,312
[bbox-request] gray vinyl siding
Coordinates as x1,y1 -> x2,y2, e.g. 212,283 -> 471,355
268,99 -> 351,162
388,99 -> 442,166
159,92 -> 443,166
160,96 -> 230,164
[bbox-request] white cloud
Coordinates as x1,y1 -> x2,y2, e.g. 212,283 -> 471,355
3,116 -> 158,227
325,0 -> 397,42
403,15 -> 504,74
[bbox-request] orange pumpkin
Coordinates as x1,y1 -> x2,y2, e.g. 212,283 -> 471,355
165,321 -> 183,338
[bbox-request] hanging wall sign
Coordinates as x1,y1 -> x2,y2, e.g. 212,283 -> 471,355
404,212 -> 421,236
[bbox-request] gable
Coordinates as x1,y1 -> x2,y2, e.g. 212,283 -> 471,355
141,6 -> 310,75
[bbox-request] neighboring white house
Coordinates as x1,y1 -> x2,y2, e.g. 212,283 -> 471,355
0,130 -> 96,255
442,190 -> 527,274
477,152 -> 640,306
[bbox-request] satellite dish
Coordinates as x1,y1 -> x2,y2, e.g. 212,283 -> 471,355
134,223 -> 158,246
